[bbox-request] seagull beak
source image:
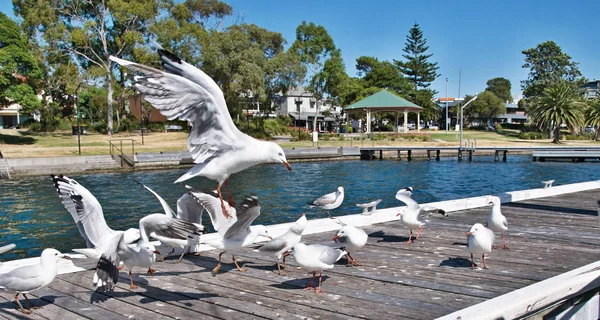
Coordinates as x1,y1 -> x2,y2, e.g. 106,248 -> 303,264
267,236 -> 273,240
61,255 -> 71,260
466,232 -> 473,236
283,161 -> 292,171
153,250 -> 161,254
396,212 -> 402,217
332,235 -> 340,241
488,201 -> 492,205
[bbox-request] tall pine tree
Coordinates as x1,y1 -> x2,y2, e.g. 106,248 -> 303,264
394,23 -> 439,91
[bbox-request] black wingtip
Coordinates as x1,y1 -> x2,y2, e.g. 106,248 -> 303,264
157,48 -> 181,64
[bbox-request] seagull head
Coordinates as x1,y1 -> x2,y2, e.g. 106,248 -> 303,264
488,197 -> 500,206
253,225 -> 273,240
41,248 -> 71,265
268,143 -> 292,171
466,223 -> 486,236
332,227 -> 349,241
337,186 -> 344,194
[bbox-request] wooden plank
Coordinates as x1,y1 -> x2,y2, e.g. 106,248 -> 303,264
0,290 -> 85,320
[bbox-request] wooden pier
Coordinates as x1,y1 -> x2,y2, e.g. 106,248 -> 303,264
360,146 -> 600,162
1,186 -> 600,319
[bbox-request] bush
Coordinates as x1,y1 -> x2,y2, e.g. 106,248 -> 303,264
116,118 -> 137,132
519,132 -> 548,140
290,129 -> 311,141
494,122 -> 503,130
26,122 -> 43,132
565,133 -> 594,140
90,121 -> 107,134
146,122 -> 165,132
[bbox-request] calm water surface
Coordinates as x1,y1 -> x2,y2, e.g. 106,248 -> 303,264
1,155 -> 599,260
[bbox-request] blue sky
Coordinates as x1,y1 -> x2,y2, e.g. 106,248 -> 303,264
3,0 -> 599,100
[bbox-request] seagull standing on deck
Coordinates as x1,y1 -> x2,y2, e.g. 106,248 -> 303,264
0,248 -> 70,314
290,243 -> 346,293
258,213 -> 307,275
310,186 -> 344,218
109,47 -> 292,218
486,196 -> 508,249
466,223 -> 495,269
186,188 -> 271,276
332,219 -> 368,266
395,187 -> 446,244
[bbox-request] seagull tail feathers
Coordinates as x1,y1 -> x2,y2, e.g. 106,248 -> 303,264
174,164 -> 206,184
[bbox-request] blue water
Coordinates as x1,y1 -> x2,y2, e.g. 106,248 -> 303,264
1,155 -> 599,260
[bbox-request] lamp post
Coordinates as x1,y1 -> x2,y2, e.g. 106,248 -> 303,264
445,78 -> 448,134
74,81 -> 85,155
459,94 -> 479,152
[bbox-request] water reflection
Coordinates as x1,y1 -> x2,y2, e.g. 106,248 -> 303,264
0,155 -> 599,259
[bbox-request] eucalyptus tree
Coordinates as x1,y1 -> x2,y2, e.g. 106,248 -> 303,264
528,82 -> 587,143
14,0 -> 161,134
0,12 -> 43,112
486,78 -> 512,103
463,91 -> 506,126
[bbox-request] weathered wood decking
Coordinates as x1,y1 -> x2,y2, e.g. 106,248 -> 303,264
1,189 -> 599,319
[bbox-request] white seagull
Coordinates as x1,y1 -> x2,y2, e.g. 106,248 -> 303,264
109,48 -> 292,218
258,213 -> 307,275
486,196 -> 508,249
395,187 -> 446,244
187,188 -> 271,275
310,186 -> 344,218
134,180 -> 205,262
290,243 -> 346,293
466,223 -> 495,269
332,219 -> 368,266
0,248 -> 70,314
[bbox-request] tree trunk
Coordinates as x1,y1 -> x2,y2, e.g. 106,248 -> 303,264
553,125 -> 561,144
107,75 -> 114,135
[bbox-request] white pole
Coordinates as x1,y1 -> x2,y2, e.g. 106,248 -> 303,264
445,78 -> 448,134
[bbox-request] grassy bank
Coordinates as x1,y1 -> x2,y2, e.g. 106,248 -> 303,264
0,128 -> 599,159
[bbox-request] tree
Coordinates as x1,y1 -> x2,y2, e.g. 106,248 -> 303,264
486,78 -> 512,103
394,23 -> 439,91
521,41 -> 585,99
14,0 -> 161,134
527,82 -> 587,143
463,91 -> 506,125
585,99 -> 600,140
0,12 -> 43,112
355,56 -> 411,94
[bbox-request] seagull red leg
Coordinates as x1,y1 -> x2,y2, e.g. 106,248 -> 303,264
304,271 -> 316,291
23,294 -> 39,309
470,253 -> 476,269
315,272 -> 324,293
14,294 -> 30,314
129,271 -> 139,289
502,232 -> 508,249
406,230 -> 414,244
482,254 -> 488,269
224,179 -> 235,207
216,185 -> 231,219
415,226 -> 425,240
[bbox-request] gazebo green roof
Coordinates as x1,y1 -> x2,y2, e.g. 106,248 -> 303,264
344,90 -> 422,111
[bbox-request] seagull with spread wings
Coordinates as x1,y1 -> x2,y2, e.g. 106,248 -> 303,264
395,187 -> 446,244
109,47 -> 292,219
186,187 -> 271,276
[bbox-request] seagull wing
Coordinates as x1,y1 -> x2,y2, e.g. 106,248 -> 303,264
0,264 -> 46,293
152,44 -> 240,134
51,174 -> 114,248
311,191 -> 337,206
224,197 -> 261,240
316,245 -> 345,265
110,56 -> 250,166
176,192 -> 203,224
185,186 -> 236,237
93,232 -> 126,292
133,180 -> 175,218
395,189 -> 420,211
258,237 -> 288,253
139,214 -> 203,242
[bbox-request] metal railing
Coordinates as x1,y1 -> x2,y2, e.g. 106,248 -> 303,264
108,139 -> 140,168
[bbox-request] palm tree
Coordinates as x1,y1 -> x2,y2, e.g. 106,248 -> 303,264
527,82 -> 587,143
586,99 -> 600,140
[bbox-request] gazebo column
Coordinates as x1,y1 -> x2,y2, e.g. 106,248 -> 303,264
366,109 -> 371,133
417,112 -> 420,133
395,112 -> 399,133
404,111 -> 408,133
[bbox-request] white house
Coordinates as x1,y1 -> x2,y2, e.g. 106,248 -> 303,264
0,103 -> 31,129
275,87 -> 342,132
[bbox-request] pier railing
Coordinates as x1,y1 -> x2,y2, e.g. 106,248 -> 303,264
108,139 -> 140,168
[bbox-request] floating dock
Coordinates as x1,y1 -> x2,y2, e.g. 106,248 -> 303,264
1,182 -> 600,319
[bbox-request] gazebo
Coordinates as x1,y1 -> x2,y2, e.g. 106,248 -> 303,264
344,90 -> 423,133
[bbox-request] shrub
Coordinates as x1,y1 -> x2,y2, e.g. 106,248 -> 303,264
90,121 -> 107,134
519,132 -> 548,140
290,129 -> 311,141
565,134 -> 593,140
146,122 -> 165,132
116,118 -> 137,132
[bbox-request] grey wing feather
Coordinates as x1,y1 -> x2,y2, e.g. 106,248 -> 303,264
0,265 -> 46,292
140,214 -> 203,241
311,192 -> 336,206
258,238 -> 287,253
318,245 -> 345,264
185,186 -> 236,236
51,174 -> 113,248
94,233 -> 124,292
134,180 -> 175,218
176,193 -> 203,224
224,197 -> 260,239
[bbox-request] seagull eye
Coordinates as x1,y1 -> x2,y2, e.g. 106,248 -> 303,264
278,152 -> 282,156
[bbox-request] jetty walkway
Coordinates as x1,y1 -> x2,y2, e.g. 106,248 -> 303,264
1,181 -> 599,319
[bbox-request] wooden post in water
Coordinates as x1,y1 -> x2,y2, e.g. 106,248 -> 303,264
436,150 -> 440,161
397,150 -> 401,160
408,150 -> 412,161
503,150 -> 508,162
379,150 -> 383,160
468,150 -> 473,162
426,150 -> 431,161
494,150 -> 499,162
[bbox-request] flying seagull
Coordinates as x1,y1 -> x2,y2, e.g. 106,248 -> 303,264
109,47 -> 292,218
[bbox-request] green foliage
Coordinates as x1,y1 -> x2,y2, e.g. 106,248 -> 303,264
290,129 -> 311,141
262,118 -> 290,135
116,117 -> 138,132
146,122 -> 165,132
519,132 -> 548,140
585,99 -> 600,140
521,41 -> 585,99
394,23 -> 439,90
527,81 -> 587,143
564,133 -> 593,140
463,91 -> 506,124
0,12 -> 43,112
486,78 -> 512,103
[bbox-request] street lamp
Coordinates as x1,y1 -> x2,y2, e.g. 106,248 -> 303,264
445,78 -> 448,134
459,94 -> 479,152
74,81 -> 85,155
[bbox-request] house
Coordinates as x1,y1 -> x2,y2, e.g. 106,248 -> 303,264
0,103 -> 32,129
435,97 -> 464,129
275,87 -> 340,132
495,102 -> 528,124
581,80 -> 600,99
